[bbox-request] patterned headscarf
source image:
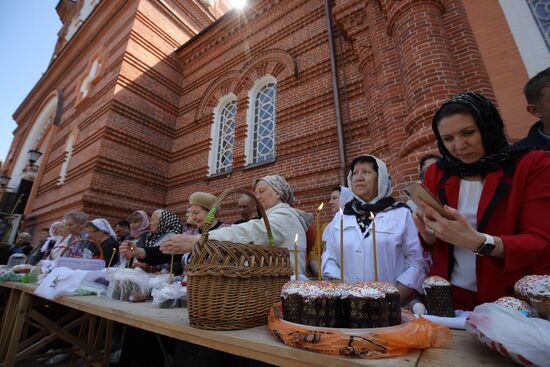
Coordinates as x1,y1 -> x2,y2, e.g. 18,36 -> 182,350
255,175 -> 294,205
144,210 -> 183,248
129,210 -> 150,238
432,92 -> 532,177
90,218 -> 118,241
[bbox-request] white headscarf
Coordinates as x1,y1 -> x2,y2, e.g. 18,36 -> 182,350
344,154 -> 393,206
91,218 -> 117,240
40,221 -> 63,252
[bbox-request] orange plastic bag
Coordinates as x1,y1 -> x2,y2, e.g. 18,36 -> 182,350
268,302 -> 452,358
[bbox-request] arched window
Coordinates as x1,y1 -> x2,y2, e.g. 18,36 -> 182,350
245,75 -> 277,165
208,94 -> 237,175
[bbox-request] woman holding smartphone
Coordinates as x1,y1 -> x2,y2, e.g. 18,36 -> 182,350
413,92 -> 550,310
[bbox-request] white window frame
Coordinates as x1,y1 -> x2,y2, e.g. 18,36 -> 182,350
208,93 -> 237,175
244,75 -> 277,166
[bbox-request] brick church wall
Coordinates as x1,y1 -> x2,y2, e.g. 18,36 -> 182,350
5,0 -> 532,235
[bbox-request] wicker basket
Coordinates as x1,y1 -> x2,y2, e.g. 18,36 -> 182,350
186,188 -> 292,330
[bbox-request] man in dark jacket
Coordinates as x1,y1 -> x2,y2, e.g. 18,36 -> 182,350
0,232 -> 33,265
513,67 -> 550,151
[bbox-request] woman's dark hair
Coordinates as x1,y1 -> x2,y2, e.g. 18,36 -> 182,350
331,186 -> 341,192
432,103 -> 472,125
350,155 -> 378,173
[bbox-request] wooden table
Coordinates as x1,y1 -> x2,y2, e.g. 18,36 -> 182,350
0,282 -> 515,367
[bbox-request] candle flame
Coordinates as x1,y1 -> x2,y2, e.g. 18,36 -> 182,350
294,233 -> 298,243
370,211 -> 375,220
339,207 -> 343,215
318,202 -> 324,211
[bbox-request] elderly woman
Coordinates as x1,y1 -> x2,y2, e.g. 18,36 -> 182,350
85,219 -> 119,265
50,211 -> 89,259
322,155 -> 428,304
413,92 -> 550,310
119,209 -> 184,272
160,176 -> 312,276
126,210 -> 150,246
28,221 -> 63,265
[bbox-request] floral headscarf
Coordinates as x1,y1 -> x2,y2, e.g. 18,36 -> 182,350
255,175 -> 294,205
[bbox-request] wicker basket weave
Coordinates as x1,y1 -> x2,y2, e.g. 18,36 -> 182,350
186,188 -> 292,330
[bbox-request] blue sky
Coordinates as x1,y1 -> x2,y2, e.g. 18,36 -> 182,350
0,1 -> 61,164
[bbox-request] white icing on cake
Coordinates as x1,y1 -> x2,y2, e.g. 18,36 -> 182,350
423,275 -> 451,288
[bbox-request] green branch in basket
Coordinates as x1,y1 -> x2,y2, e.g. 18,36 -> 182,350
205,208 -> 218,225
267,230 -> 275,247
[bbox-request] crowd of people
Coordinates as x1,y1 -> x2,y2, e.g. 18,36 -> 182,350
3,67 -> 550,311
1,67 -> 550,366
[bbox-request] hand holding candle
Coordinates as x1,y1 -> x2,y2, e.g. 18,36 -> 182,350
294,233 -> 299,279
316,202 -> 324,280
370,211 -> 378,282
339,207 -> 344,283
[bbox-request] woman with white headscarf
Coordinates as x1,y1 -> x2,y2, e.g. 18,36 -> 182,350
160,175 -> 313,276
84,219 -> 119,264
322,155 -> 428,304
28,221 -> 63,265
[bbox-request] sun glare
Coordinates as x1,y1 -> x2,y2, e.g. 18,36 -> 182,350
230,0 -> 246,9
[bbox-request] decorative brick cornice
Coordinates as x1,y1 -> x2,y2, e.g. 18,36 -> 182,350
135,10 -> 181,49
111,100 -> 176,137
116,74 -> 179,116
128,30 -> 181,73
123,52 -> 183,95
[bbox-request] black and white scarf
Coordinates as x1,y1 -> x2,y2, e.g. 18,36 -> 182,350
144,210 -> 183,248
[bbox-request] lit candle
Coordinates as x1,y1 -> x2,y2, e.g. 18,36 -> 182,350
339,207 -> 344,283
107,248 -> 116,269
316,202 -> 324,280
127,244 -> 135,268
370,211 -> 378,282
169,254 -> 175,284
294,233 -> 299,279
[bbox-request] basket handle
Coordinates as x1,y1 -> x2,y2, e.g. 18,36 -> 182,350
201,188 -> 275,247
59,238 -> 105,259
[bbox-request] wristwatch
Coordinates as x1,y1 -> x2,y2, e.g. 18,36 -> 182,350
474,233 -> 495,256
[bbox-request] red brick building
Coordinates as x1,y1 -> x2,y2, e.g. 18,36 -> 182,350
2,0 -> 548,237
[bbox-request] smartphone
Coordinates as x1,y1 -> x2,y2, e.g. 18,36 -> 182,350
404,182 -> 453,220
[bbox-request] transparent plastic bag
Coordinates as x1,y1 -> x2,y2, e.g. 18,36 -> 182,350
465,303 -> 550,367
106,268 -> 151,302
7,253 -> 27,267
152,282 -> 187,308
